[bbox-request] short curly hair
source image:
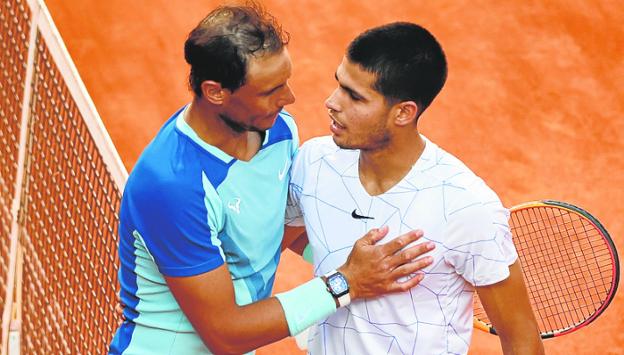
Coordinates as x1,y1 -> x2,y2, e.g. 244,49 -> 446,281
184,1 -> 290,96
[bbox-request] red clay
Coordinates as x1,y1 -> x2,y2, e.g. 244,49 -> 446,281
45,0 -> 624,353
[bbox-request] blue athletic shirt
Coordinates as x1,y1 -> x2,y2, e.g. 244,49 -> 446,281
110,106 -> 299,354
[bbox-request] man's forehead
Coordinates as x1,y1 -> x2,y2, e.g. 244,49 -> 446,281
337,57 -> 377,92
245,49 -> 292,84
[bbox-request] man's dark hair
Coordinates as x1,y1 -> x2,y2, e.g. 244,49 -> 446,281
347,22 -> 447,117
184,1 -> 290,96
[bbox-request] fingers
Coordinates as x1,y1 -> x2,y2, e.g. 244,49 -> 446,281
390,255 -> 434,281
381,230 -> 425,255
386,242 -> 435,293
389,272 -> 426,292
387,240 -> 435,268
358,225 -> 389,246
344,228 -> 435,299
116,303 -> 126,323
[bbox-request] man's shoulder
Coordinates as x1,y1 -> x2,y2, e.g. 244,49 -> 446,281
298,135 -> 354,162
300,135 -> 336,150
278,109 -> 296,124
127,137 -> 210,209
418,138 -> 477,186
417,138 -> 501,205
267,110 -> 297,140
126,161 -> 202,209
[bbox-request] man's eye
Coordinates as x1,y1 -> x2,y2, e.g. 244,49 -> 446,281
349,93 -> 361,101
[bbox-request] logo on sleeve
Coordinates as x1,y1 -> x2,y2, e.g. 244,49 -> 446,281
278,160 -> 290,181
228,198 -> 241,214
351,209 -> 374,220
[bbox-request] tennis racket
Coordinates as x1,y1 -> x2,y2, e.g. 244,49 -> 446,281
473,200 -> 619,339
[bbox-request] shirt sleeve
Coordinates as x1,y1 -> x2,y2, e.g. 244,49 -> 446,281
285,146 -> 305,227
282,111 -> 305,226
442,193 -> 518,287
128,174 -> 225,277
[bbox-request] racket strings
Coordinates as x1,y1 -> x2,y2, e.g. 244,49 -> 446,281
517,207 -> 609,332
473,204 -> 615,336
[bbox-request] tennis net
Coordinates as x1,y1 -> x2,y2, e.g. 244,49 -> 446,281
0,0 -> 127,353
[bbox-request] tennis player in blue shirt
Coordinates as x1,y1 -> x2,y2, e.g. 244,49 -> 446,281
109,3 -> 434,354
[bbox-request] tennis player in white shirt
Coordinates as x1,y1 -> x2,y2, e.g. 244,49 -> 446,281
286,22 -> 544,355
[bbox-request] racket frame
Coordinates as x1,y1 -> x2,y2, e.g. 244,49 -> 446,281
473,199 -> 620,339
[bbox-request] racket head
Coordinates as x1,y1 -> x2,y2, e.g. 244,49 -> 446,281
473,200 -> 619,339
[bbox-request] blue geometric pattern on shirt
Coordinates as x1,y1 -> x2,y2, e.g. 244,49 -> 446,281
289,136 -> 517,355
264,110 -> 295,148
111,107 -> 299,354
218,229 -> 281,302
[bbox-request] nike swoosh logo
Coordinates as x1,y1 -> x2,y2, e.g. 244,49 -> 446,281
351,209 -> 374,220
278,160 -> 289,181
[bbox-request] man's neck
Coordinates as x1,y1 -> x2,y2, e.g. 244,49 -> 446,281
358,132 -> 425,196
185,99 -> 262,161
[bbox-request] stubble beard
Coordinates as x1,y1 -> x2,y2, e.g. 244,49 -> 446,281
335,123 -> 391,151
218,113 -> 265,134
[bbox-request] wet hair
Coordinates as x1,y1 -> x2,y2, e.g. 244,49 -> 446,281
184,1 -> 290,96
347,22 -> 447,117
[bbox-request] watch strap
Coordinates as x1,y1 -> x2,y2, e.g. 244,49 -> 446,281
323,270 -> 351,307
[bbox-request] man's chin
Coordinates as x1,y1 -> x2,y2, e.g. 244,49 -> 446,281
331,135 -> 353,150
254,112 -> 280,131
248,126 -> 268,134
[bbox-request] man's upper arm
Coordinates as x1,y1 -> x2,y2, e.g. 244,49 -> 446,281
475,262 -> 535,328
442,198 -> 518,286
164,264 -> 265,353
443,188 -> 542,353
476,262 -> 544,354
165,263 -> 296,354
130,176 -> 224,277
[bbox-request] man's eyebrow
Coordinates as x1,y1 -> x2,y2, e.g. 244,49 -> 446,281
259,83 -> 285,95
334,72 -> 365,100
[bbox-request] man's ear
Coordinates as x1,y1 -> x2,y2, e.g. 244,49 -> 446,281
393,101 -> 419,126
200,80 -> 227,104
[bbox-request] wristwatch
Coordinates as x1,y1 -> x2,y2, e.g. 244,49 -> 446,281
323,270 -> 351,307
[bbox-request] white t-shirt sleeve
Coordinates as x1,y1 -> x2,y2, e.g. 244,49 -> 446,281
284,136 -> 343,227
442,193 -> 518,287
280,111 -> 305,226
285,146 -> 305,227
285,180 -> 305,227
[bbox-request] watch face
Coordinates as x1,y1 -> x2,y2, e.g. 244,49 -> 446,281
328,273 -> 349,295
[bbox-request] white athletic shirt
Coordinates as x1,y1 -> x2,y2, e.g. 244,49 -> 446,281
286,135 -> 518,355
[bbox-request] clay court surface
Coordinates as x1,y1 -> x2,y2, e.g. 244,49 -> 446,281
43,0 -> 623,353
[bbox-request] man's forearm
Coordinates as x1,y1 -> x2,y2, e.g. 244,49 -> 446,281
170,273 -> 333,354
194,297 -> 290,354
168,227 -> 434,353
499,332 -> 545,355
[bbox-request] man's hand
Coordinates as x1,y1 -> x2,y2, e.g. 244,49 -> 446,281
338,226 -> 435,300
